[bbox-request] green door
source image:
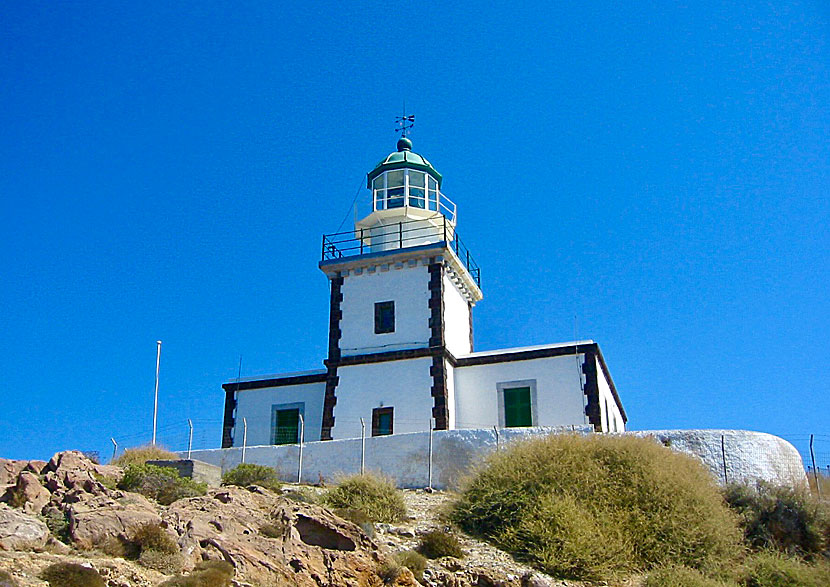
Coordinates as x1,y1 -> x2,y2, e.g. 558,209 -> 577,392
503,387 -> 532,427
273,408 -> 299,445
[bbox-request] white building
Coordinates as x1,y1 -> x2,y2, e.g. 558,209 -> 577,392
221,136 -> 626,448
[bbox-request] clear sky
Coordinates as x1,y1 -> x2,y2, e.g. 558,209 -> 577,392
1,2 -> 828,463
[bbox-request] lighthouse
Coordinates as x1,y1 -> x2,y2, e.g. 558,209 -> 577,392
221,126 -> 626,449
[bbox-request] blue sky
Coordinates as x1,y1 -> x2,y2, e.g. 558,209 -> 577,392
1,2 -> 828,462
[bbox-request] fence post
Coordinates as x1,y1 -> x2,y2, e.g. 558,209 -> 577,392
110,438 -> 118,462
242,418 -> 248,464
810,434 -> 821,499
360,418 -> 366,475
187,419 -> 193,460
298,414 -> 305,484
428,419 -> 434,490
399,222 -> 402,249
494,426 -> 500,451
720,435 -> 728,485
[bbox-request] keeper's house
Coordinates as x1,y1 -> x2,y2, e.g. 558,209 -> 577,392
221,136 -> 626,447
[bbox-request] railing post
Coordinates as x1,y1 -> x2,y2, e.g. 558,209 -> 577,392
466,249 -> 470,269
298,414 -> 305,484
321,235 -> 326,260
360,228 -> 364,255
443,218 -> 447,243
399,222 -> 403,249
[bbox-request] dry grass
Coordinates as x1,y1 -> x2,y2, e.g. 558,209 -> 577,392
322,473 -> 407,523
111,445 -> 178,467
158,560 -> 234,587
222,463 -> 281,490
739,551 -> 830,587
39,562 -> 106,587
118,463 -> 206,505
451,434 -> 744,581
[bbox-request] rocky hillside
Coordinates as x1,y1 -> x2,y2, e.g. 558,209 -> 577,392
0,452 -> 567,587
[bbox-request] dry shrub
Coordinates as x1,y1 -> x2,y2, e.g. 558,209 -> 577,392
0,570 -> 19,587
322,473 -> 406,523
260,521 -> 285,538
118,463 -> 206,505
138,550 -> 184,574
724,482 -> 830,559
111,445 -> 178,467
222,463 -> 281,490
451,434 -> 743,581
394,550 -> 426,582
807,474 -> 830,499
739,551 -> 830,587
39,562 -> 106,587
159,560 -> 234,587
417,530 -> 463,559
131,522 -> 179,554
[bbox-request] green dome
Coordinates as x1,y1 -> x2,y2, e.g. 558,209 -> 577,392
366,138 -> 443,188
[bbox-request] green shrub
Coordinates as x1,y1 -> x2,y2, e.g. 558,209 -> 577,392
222,463 -> 281,489
724,482 -> 830,559
44,509 -> 71,544
111,445 -> 178,467
451,434 -> 743,581
417,530 -> 463,559
281,486 -> 319,504
333,507 -> 375,538
378,559 -> 403,584
322,474 -> 406,523
138,550 -> 184,574
0,570 -> 19,587
118,463 -> 206,505
39,562 -> 106,587
739,551 -> 830,587
395,550 -> 427,582
131,522 -> 179,554
158,560 -> 234,587
645,565 -> 734,587
260,521 -> 285,538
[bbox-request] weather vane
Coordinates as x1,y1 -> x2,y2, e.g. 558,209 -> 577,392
395,105 -> 415,138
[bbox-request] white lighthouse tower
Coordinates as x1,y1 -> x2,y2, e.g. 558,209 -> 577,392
318,131 -> 483,439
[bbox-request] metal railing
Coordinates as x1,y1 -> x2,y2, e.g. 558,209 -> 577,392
321,216 -> 481,287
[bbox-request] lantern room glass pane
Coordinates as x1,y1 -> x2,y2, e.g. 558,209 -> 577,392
387,187 -> 404,208
409,171 -> 425,188
373,176 -> 385,190
375,191 -> 385,210
387,170 -> 404,187
428,177 -> 437,190
409,187 -> 425,208
428,190 -> 438,211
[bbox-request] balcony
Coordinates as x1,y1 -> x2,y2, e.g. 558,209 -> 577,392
321,216 -> 481,287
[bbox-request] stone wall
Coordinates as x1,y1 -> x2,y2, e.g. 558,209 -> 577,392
185,427 -> 806,490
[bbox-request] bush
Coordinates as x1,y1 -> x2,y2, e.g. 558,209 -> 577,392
417,530 -> 463,559
807,474 -> 830,499
260,521 -> 285,538
739,551 -> 830,587
43,509 -> 71,544
723,482 -> 830,559
322,474 -> 406,523
395,550 -> 427,582
222,463 -> 281,489
131,522 -> 179,554
111,445 -> 178,467
0,570 -> 19,587
158,560 -> 234,587
645,565 -> 733,587
451,434 -> 743,581
333,507 -> 375,538
118,463 -> 207,505
39,562 -> 106,587
138,550 -> 184,574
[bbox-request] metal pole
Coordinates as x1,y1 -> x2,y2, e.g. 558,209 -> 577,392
428,419 -> 434,490
360,228 -> 364,254
494,426 -> 500,451
721,435 -> 728,485
152,340 -> 162,445
242,417 -> 248,464
298,414 -> 305,484
810,434 -> 821,499
110,438 -> 118,462
187,419 -> 193,460
360,418 -> 366,475
399,222 -> 402,248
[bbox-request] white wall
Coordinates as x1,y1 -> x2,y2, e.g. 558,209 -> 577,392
234,382 -> 326,445
596,357 -> 625,432
442,273 -> 472,357
445,360 -> 456,429
331,358 -> 434,440
454,355 -> 588,430
339,263 -> 430,356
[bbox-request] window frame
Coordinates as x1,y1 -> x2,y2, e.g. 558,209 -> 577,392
372,406 -> 394,436
374,300 -> 395,334
496,380 -> 538,428
270,402 -> 304,445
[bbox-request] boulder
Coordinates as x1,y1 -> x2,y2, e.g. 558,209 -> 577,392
67,492 -> 161,549
0,460 -> 28,485
13,471 -> 51,514
0,504 -> 49,551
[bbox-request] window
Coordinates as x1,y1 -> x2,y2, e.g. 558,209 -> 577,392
372,407 -> 394,436
374,300 -> 395,334
271,403 -> 303,445
498,380 -> 536,428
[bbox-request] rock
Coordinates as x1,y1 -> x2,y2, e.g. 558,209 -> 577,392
14,471 -> 51,514
23,460 -> 47,475
0,460 -> 28,485
67,492 -> 161,549
522,572 -> 555,587
0,504 -> 49,551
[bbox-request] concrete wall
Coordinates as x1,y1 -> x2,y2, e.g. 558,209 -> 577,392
443,272 -> 472,357
187,428 -> 806,490
339,262 -> 430,356
453,355 -> 588,429
596,357 -> 624,432
234,381 -> 326,444
330,358 -> 434,440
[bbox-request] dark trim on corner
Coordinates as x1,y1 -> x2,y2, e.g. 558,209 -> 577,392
594,346 -> 627,423
581,346 -> 602,431
428,262 -> 449,430
321,275 -> 344,441
221,388 -> 237,448
468,301 -> 474,353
